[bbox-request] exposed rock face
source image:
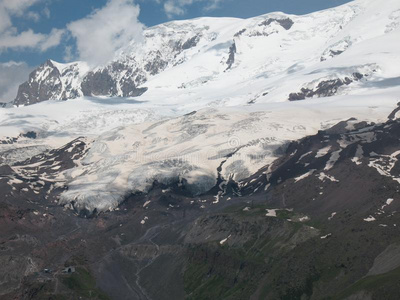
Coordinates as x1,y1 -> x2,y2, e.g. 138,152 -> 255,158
321,38 -> 352,61
14,60 -> 62,106
259,17 -> 294,30
12,25 -> 211,106
234,28 -> 247,37
234,17 -> 294,38
13,59 -> 148,105
143,51 -> 168,76
83,62 -> 148,97
225,42 -> 237,70
181,35 -> 200,50
388,102 -> 400,120
80,65 -> 148,98
0,131 -> 38,145
81,70 -> 117,97
288,72 -> 365,101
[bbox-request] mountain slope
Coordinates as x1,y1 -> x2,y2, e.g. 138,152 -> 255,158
1,95 -> 396,214
2,114 -> 400,299
11,0 -> 400,108
1,0 -> 400,214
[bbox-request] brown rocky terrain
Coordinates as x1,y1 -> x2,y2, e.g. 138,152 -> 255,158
1,114 -> 400,299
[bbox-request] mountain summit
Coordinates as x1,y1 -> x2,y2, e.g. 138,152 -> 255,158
13,0 -> 400,108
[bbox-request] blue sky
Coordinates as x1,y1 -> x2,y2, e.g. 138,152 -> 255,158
0,0 -> 351,102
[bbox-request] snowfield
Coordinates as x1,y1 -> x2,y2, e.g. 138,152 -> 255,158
1,0 -> 400,212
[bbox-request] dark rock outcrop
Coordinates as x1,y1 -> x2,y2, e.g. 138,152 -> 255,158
81,63 -> 148,98
144,51 -> 168,76
289,72 -> 364,101
259,17 -> 294,30
234,28 -> 247,37
225,42 -> 237,71
181,35 -> 200,50
388,102 -> 400,120
320,39 -> 352,61
81,70 -> 117,97
14,60 -> 62,106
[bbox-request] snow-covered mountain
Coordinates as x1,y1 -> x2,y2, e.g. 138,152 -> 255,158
13,0 -> 400,107
1,0 -> 400,214
3,1 -> 400,298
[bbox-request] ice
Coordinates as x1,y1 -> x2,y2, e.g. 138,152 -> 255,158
266,209 -> 278,217
320,234 -> 332,239
368,151 -> 400,184
294,169 -> 316,182
351,145 -> 364,165
140,216 -> 149,225
364,216 -> 376,222
316,146 -> 332,158
381,198 -> 395,210
220,235 -> 231,245
296,151 -> 312,163
324,150 -> 342,171
318,172 -> 339,183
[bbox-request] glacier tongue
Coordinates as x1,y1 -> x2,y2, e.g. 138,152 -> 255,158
58,96 -> 397,213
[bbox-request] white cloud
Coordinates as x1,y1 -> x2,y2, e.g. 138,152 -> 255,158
161,0 -> 226,18
26,11 -> 41,22
1,0 -> 41,12
0,30 -> 45,49
0,28 -> 64,52
0,61 -> 33,103
164,1 -> 185,17
67,0 -> 144,67
43,6 -> 50,18
0,0 -> 64,53
0,0 -> 42,31
203,0 -> 224,11
39,28 -> 65,51
63,45 -> 74,62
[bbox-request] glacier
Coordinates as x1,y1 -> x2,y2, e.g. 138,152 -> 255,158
1,0 -> 400,213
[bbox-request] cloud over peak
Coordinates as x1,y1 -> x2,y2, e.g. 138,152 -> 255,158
67,0 -> 144,67
162,0 -> 226,18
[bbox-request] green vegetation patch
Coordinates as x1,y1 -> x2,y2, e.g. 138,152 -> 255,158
335,266 -> 400,299
61,267 -> 110,300
24,282 -> 67,300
